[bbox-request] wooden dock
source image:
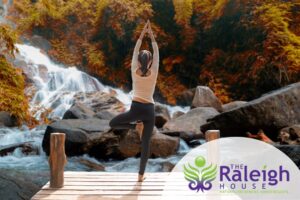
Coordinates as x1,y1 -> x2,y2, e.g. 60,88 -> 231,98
31,171 -> 189,200
31,131 -> 220,200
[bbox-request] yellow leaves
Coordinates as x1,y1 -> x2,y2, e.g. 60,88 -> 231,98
208,77 -> 232,104
157,73 -> 187,105
193,0 -> 228,29
0,57 -> 37,127
86,45 -> 107,76
173,0 -> 194,26
0,24 -> 19,57
172,0 -> 197,49
250,1 -> 300,82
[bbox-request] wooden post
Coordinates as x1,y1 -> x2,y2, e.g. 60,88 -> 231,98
48,132 -> 67,188
205,130 -> 220,142
205,130 -> 220,200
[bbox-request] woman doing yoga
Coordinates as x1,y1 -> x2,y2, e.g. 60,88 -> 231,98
109,20 -> 159,182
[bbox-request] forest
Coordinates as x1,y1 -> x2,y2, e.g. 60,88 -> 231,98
1,0 -> 300,125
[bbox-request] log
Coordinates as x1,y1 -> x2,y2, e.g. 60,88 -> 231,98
48,133 -> 67,188
0,141 -> 35,156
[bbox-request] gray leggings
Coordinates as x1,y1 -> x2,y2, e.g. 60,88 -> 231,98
109,100 -> 155,175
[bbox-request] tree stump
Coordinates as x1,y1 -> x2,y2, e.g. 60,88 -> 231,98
48,133 -> 67,188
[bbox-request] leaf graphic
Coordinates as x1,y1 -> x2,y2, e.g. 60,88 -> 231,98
183,163 -> 199,182
201,163 -> 217,182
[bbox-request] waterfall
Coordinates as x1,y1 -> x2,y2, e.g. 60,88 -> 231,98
15,43 -> 189,120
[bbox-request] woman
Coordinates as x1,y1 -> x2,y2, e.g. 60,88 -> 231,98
109,20 -> 159,182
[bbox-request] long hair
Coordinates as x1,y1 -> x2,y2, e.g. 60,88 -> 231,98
138,50 -> 152,76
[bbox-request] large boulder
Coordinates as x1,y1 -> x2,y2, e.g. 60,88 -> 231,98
154,103 -> 171,128
73,91 -> 125,114
118,127 -> 180,158
201,82 -> 300,140
42,118 -> 112,156
0,169 -> 41,200
160,130 -> 203,143
0,111 -> 18,127
163,107 -> 219,136
150,131 -> 180,157
191,86 -> 223,112
278,125 -> 300,145
65,91 -> 125,120
172,110 -> 185,119
274,145 -> 300,168
222,101 -> 247,112
176,88 -> 196,106
63,102 -> 95,119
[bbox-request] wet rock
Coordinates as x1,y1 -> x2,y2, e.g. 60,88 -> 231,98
118,129 -> 141,158
0,169 -> 41,200
201,82 -> 300,141
151,131 -> 180,157
191,86 -> 223,112
163,107 -> 219,135
154,103 -> 171,128
160,130 -> 203,143
274,145 -> 300,168
172,110 -> 185,119
42,118 -> 111,156
63,102 -> 95,119
76,158 -> 105,171
176,87 -> 196,106
278,125 -> 300,145
118,128 -> 180,158
161,161 -> 175,172
0,111 -> 18,127
26,35 -> 52,51
0,141 -> 36,156
73,91 -> 126,118
94,110 -> 117,120
222,101 -> 247,112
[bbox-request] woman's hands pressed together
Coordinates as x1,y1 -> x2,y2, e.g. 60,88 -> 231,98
139,20 -> 149,40
139,20 -> 156,43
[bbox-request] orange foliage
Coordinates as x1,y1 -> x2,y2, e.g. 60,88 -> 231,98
156,73 -> 187,105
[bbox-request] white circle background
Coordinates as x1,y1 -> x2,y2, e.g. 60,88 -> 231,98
159,137 -> 300,200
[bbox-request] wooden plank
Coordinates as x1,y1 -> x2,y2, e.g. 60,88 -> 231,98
32,194 -> 202,200
34,190 -> 202,195
39,185 -> 188,190
44,181 -> 186,186
63,176 -> 182,179
62,177 -> 183,181
32,172 -> 194,200
64,171 -> 172,174
61,178 -> 184,182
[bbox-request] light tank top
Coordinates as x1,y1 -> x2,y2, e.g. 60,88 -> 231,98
131,39 -> 159,104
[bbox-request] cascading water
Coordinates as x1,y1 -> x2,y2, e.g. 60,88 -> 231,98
0,0 -> 191,176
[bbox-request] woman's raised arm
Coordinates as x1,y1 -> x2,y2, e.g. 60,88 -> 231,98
148,22 -> 159,70
131,21 -> 149,71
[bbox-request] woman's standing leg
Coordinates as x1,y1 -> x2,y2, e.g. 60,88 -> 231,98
138,105 -> 155,176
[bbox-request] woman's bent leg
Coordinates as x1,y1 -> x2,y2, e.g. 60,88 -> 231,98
109,109 -> 140,130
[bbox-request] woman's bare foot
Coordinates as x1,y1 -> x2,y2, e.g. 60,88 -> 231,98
138,174 -> 146,182
135,121 -> 144,140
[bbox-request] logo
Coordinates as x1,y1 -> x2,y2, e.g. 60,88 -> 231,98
183,155 -> 217,192
162,138 -> 300,200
